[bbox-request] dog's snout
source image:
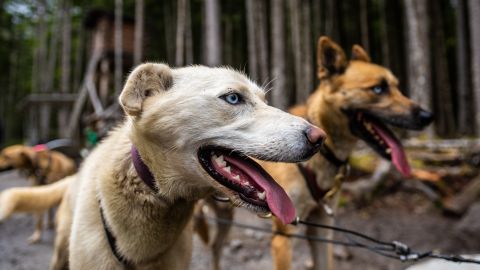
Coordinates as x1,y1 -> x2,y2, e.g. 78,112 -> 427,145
305,126 -> 326,148
413,107 -> 434,126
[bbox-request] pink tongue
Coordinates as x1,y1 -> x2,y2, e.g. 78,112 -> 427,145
224,156 -> 296,224
372,124 -> 411,177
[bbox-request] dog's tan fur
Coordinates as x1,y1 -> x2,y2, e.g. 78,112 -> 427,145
8,63 -> 324,270
199,36 -> 432,270
0,176 -> 71,219
0,144 -> 76,243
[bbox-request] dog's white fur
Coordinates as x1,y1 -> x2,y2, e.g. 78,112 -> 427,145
66,63 -> 321,269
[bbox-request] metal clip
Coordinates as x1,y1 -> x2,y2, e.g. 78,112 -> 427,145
212,193 -> 230,202
257,211 -> 272,219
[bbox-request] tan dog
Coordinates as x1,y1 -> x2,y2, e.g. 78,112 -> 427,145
3,63 -> 325,270
197,36 -> 433,270
0,144 -> 76,243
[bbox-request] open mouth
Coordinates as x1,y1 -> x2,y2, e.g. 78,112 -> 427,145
198,147 -> 296,224
347,111 -> 411,177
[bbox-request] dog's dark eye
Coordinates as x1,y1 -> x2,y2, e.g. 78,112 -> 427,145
372,84 -> 388,95
221,93 -> 243,105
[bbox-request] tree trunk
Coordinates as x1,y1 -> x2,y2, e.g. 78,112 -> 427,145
359,0 -> 370,53
45,9 -> 61,93
270,0 -> 288,110
455,0 -> 474,135
175,0 -> 186,66
325,0 -> 340,42
468,0 -> 480,135
134,0 -> 144,66
59,0 -> 72,137
29,2 -> 47,144
73,23 -> 85,92
256,0 -> 269,86
163,1 -> 175,64
431,0 -> 455,137
311,0 -> 321,40
204,0 -> 222,66
288,0 -> 304,103
38,0 -> 51,142
114,0 -> 123,95
404,0 -> 433,136
301,0 -> 313,98
379,0 -> 390,67
245,0 -> 258,81
184,0 -> 194,65
385,0 -> 407,90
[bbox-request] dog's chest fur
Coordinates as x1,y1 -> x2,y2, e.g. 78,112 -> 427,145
70,124 -> 196,269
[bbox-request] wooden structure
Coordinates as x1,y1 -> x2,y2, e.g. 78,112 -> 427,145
24,9 -> 136,144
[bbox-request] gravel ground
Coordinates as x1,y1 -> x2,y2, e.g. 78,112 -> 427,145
1,171 -> 479,270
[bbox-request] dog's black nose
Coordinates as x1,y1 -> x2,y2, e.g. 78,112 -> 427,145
305,126 -> 326,148
413,107 -> 434,126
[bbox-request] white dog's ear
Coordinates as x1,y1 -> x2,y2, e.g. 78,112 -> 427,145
119,63 -> 173,116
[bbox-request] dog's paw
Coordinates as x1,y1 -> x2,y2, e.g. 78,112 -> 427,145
28,231 -> 41,244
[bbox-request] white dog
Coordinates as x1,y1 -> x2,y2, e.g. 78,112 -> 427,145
60,63 -> 326,269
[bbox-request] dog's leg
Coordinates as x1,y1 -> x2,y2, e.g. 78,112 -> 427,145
271,218 -> 295,270
47,208 -> 55,229
207,198 -> 234,270
305,207 -> 335,270
50,198 -> 71,270
28,213 -> 43,244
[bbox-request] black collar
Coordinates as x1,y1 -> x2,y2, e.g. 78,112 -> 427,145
99,144 -> 159,268
319,143 -> 347,169
297,163 -> 329,202
298,143 -> 348,202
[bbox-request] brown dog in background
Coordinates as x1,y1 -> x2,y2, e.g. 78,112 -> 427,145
0,144 -> 76,243
196,36 -> 433,270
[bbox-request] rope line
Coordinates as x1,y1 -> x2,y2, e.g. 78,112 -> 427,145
198,214 -> 480,265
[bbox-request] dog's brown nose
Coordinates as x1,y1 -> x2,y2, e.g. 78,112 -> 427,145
306,126 -> 326,147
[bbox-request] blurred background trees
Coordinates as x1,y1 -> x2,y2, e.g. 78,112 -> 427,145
0,0 -> 479,146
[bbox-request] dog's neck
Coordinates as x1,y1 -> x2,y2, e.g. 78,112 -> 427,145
305,87 -> 357,189
96,123 -> 210,264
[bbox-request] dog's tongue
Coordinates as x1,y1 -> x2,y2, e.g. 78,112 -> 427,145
371,124 -> 411,177
224,156 -> 296,224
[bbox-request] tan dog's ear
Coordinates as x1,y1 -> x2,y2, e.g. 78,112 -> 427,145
119,63 -> 173,116
19,147 -> 35,168
351,45 -> 371,62
317,36 -> 347,79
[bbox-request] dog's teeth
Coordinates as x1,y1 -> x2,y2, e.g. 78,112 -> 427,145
223,166 -> 231,174
233,175 -> 241,181
215,155 -> 227,167
257,191 -> 266,200
242,181 -> 251,187
385,148 -> 392,154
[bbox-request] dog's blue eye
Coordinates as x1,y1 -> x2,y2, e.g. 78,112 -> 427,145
372,85 -> 387,95
222,93 -> 242,105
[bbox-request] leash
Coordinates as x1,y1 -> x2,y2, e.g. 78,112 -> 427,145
99,202 -> 134,268
98,144 -> 159,268
297,143 -> 350,215
198,214 -> 480,265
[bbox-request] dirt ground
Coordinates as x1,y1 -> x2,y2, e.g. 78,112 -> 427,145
1,170 -> 479,270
